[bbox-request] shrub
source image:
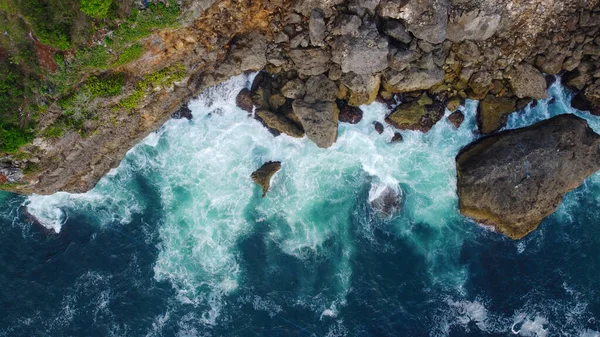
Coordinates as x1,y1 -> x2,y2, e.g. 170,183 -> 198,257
79,0 -> 113,18
0,124 -> 33,153
85,74 -> 124,97
114,44 -> 143,66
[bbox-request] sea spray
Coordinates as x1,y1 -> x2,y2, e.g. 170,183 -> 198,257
19,74 -> 600,335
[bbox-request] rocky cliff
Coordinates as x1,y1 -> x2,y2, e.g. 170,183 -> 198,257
1,0 -> 600,195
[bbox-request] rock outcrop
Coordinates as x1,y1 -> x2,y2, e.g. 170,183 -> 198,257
456,114 -> 600,239
251,161 -> 282,197
292,100 -> 339,148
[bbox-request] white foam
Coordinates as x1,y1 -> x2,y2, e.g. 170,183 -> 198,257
511,314 -> 549,337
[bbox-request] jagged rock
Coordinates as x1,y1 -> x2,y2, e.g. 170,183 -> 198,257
378,0 -> 448,44
331,24 -> 389,74
456,40 -> 480,63
269,94 -> 287,110
0,174 -> 7,184
309,9 -> 327,46
468,71 -> 493,98
385,93 -> 444,132
293,0 -> 345,17
391,132 -> 403,142
447,10 -> 501,42
255,109 -> 305,138
251,161 -> 282,197
221,32 -> 267,75
382,67 -> 444,93
368,184 -> 403,219
236,88 -> 254,113
338,103 -> 363,124
304,75 -> 339,103
508,63 -> 548,100
332,14 -> 362,36
340,73 -> 381,106
292,100 -> 339,148
383,19 -> 412,44
477,95 -> 516,134
356,0 -> 380,11
536,53 -> 566,75
564,62 -> 594,90
290,48 -> 331,76
373,121 -> 384,134
448,111 -> 464,128
281,79 -> 306,99
446,97 -> 462,111
457,114 -> 600,239
172,104 -> 193,119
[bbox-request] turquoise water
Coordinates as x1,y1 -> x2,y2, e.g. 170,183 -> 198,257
1,75 -> 600,336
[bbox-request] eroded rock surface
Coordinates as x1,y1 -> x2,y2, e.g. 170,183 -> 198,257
457,114 -> 600,239
251,161 -> 282,197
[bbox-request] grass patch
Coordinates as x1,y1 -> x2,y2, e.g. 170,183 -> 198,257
119,63 -> 185,110
79,0 -> 113,18
0,124 -> 34,153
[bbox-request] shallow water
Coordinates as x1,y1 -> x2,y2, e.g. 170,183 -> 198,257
1,75 -> 600,336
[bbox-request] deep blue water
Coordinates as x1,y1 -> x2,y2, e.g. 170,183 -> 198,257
1,76 -> 600,336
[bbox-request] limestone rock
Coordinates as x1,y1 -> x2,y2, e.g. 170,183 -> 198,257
255,109 -> 305,138
331,25 -> 389,74
509,63 -> 548,100
340,73 -> 381,106
385,93 -> 445,132
251,161 -> 282,197
304,75 -> 339,103
332,14 -> 362,36
457,114 -> 600,239
383,19 -> 412,44
290,48 -> 331,76
477,95 -> 516,134
281,79 -> 306,99
383,67 -> 444,93
309,9 -> 327,46
292,100 -> 339,148
378,0 -> 448,44
447,10 -> 501,42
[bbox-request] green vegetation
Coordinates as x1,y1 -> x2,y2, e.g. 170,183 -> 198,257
114,43 -> 143,66
85,74 -> 124,97
0,0 -> 183,152
119,63 -> 186,110
79,0 -> 113,18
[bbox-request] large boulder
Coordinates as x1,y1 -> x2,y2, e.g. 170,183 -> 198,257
382,67 -> 444,93
477,95 -> 516,134
255,109 -> 305,138
378,0 -> 448,44
508,63 -> 548,100
292,100 -> 339,148
340,72 -> 381,106
331,24 -> 389,74
447,10 -> 501,42
304,74 -> 339,103
456,114 -> 600,239
290,48 -> 331,76
251,161 -> 282,197
385,93 -> 445,132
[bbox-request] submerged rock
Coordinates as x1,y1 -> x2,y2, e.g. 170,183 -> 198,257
172,104 -> 193,120
368,183 -> 403,219
251,161 -> 282,197
456,114 -> 600,239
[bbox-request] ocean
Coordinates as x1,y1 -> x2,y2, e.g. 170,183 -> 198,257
1,74 -> 599,336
